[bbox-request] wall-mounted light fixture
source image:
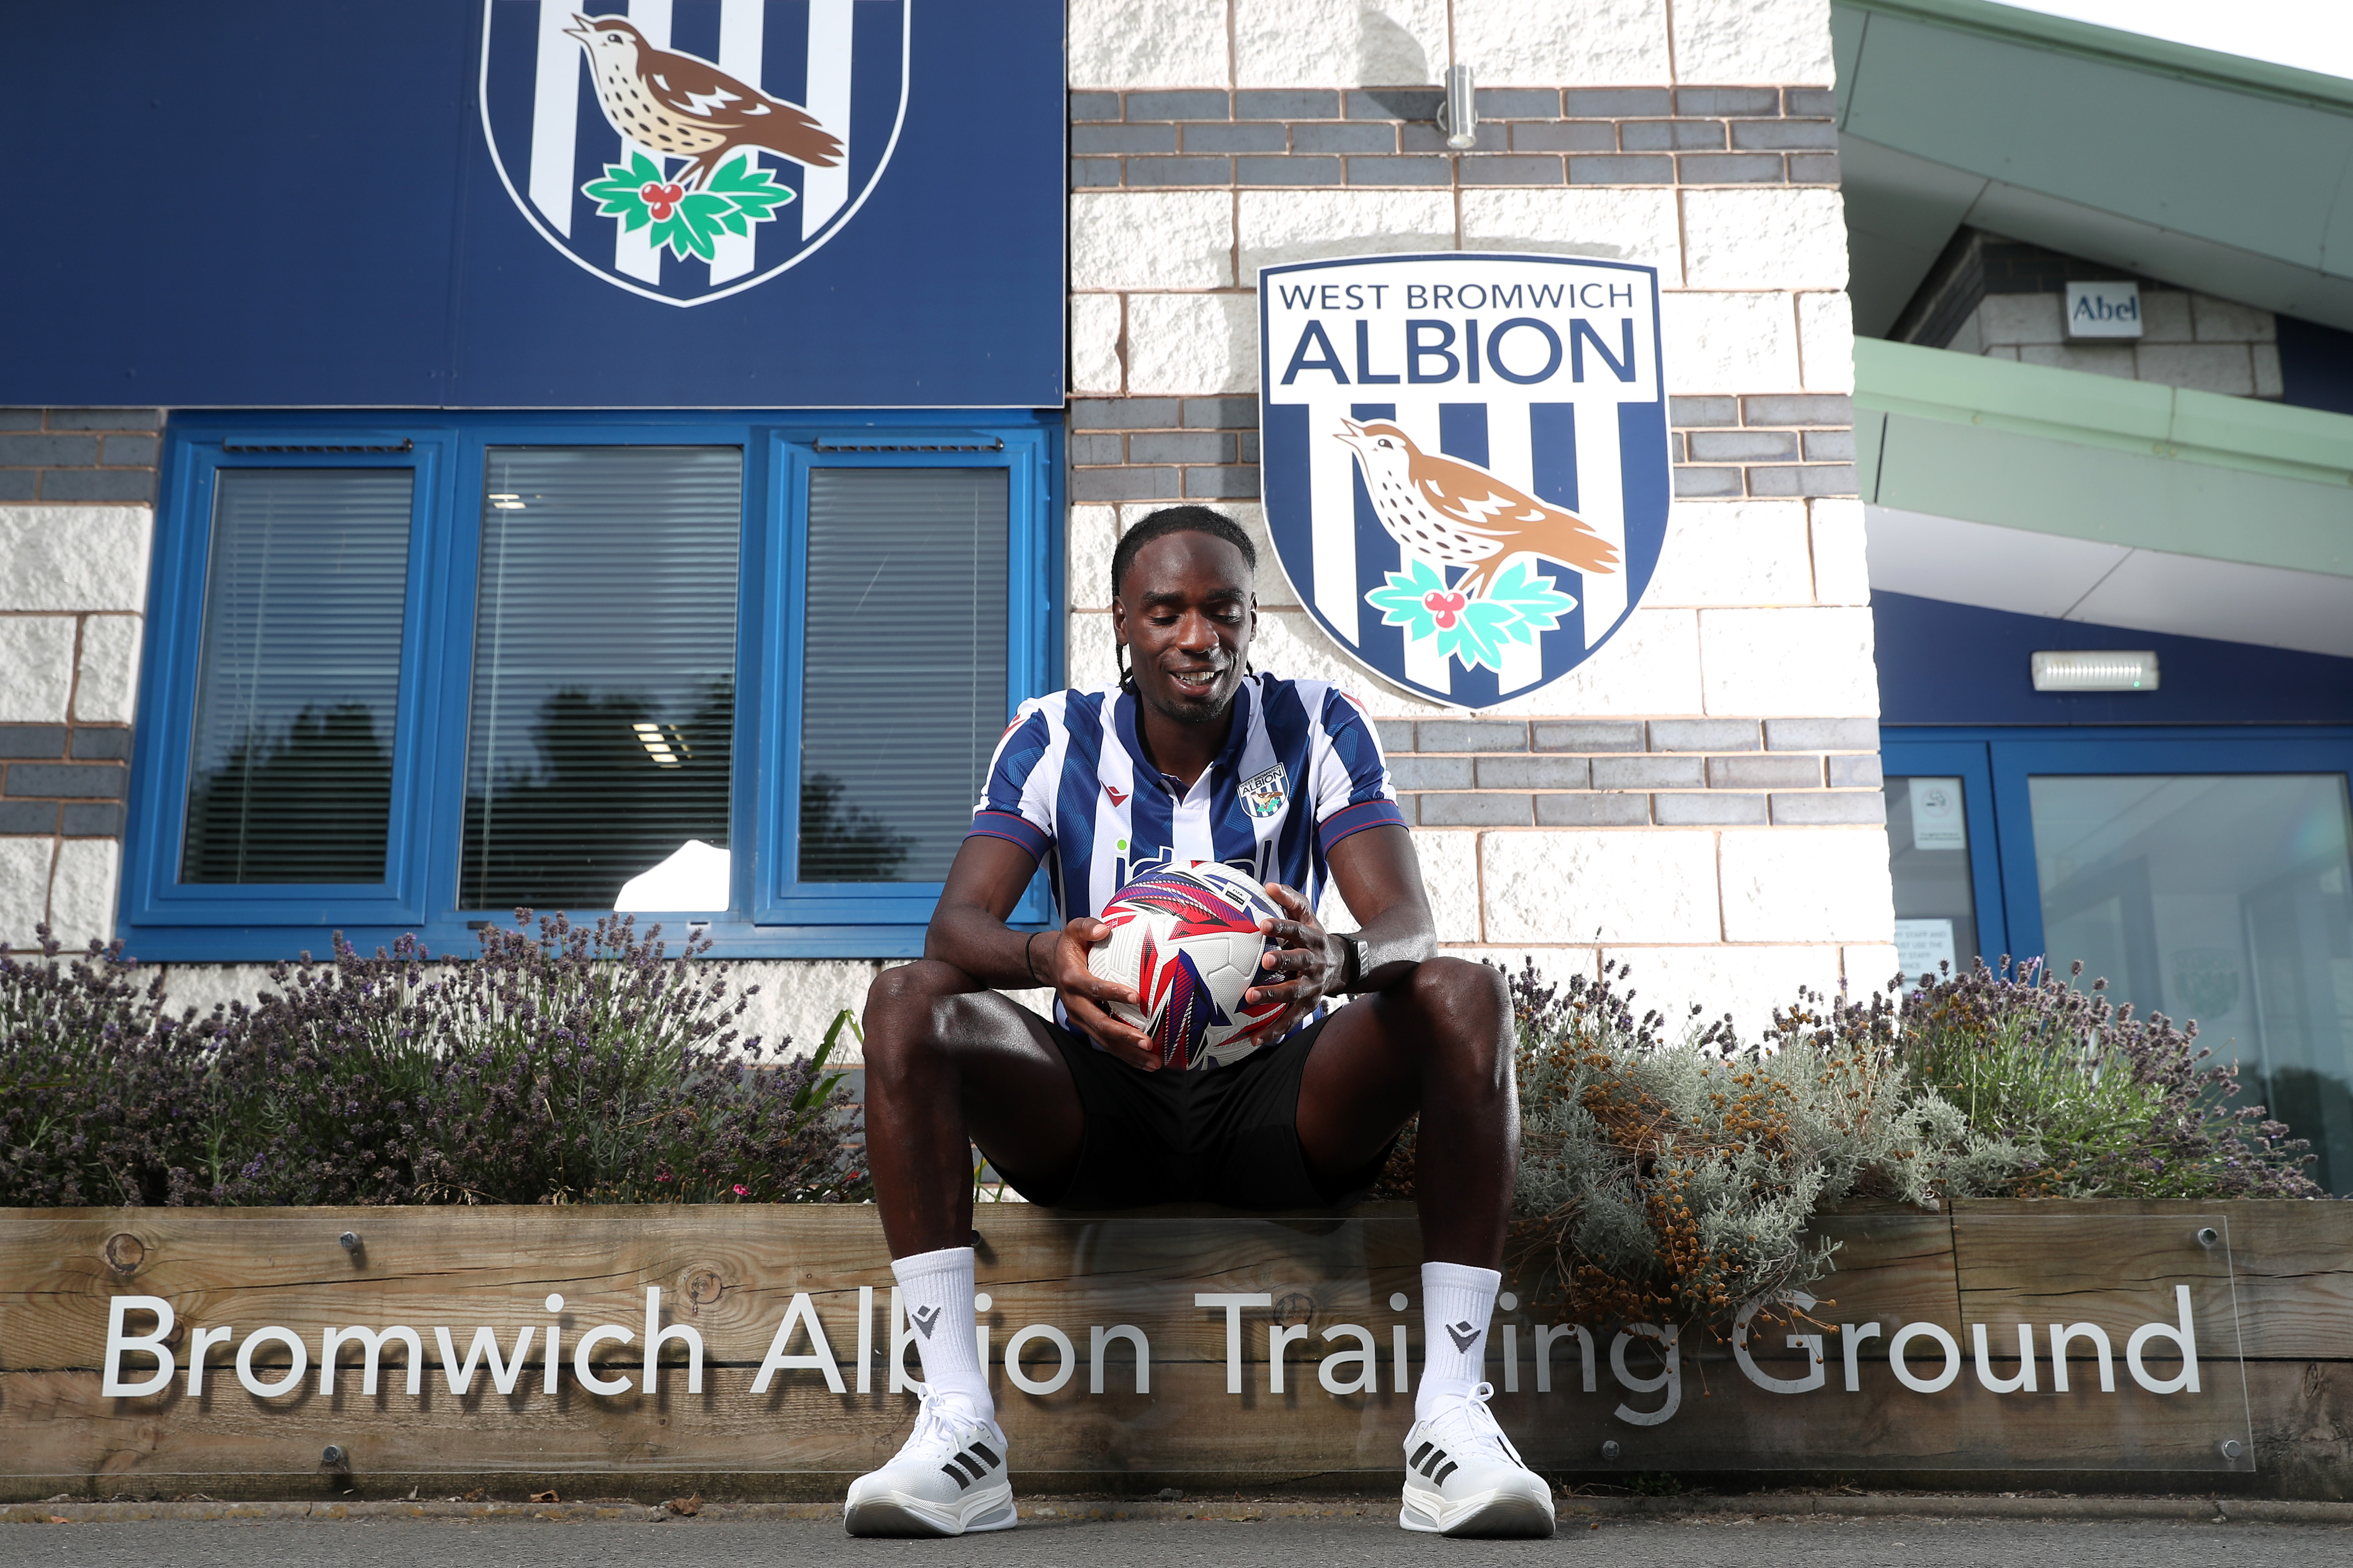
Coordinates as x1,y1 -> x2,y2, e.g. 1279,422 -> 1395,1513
2031,650 -> 2160,691
1438,64 -> 1477,149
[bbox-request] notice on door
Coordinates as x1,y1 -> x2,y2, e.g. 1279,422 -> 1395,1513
1908,778 -> 1967,851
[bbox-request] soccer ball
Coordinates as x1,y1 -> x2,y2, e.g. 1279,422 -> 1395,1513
1087,861 -> 1287,1070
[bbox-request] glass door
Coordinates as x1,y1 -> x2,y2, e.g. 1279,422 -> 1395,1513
2022,772 -> 2353,1193
1883,728 -> 2353,1193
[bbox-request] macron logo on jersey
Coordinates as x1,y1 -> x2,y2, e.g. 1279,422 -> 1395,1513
1105,785 -> 1129,806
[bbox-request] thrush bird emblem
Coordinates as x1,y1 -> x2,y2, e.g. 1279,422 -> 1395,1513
478,0 -> 907,303
1256,252 -> 1672,710
1335,419 -> 1618,600
566,15 -> 842,188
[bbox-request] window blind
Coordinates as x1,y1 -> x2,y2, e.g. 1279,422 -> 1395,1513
461,447 -> 741,910
800,467 -> 1009,883
181,469 -> 413,884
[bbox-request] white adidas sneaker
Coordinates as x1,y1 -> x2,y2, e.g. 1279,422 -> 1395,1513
843,1383 -> 1017,1537
1398,1383 -> 1556,1538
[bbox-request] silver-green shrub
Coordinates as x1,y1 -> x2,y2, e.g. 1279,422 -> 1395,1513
1507,961 -> 2025,1326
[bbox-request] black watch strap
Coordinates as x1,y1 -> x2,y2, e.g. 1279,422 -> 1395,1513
1338,934 -> 1368,994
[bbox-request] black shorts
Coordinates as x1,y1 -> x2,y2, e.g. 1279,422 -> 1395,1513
1010,1009 -> 1394,1212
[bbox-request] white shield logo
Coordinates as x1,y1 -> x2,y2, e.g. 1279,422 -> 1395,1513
1258,253 -> 1673,711
478,0 -> 909,307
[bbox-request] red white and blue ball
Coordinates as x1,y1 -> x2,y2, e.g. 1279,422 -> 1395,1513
1087,861 -> 1287,1070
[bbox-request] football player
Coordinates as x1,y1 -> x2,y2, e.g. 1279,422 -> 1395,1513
845,506 -> 1550,1538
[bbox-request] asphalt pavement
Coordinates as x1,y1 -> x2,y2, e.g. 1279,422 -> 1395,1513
8,1516 -> 2350,1568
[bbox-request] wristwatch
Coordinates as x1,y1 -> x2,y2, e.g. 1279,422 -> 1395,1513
1336,933 -> 1369,994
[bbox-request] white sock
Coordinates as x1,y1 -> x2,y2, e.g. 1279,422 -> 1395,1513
1416,1261 -> 1501,1422
892,1245 -> 993,1422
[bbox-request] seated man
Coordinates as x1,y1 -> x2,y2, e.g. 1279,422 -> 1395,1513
845,505 -> 1549,1539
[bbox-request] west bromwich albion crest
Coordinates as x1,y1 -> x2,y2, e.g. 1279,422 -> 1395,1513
1257,254 -> 1672,711
478,0 -> 908,307
1239,764 -> 1288,820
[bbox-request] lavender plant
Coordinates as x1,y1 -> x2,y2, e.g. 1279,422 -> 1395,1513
1897,957 -> 2319,1200
0,914 -> 867,1207
0,929 -> 214,1205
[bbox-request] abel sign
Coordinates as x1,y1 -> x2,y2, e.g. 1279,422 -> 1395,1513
1257,254 -> 1672,712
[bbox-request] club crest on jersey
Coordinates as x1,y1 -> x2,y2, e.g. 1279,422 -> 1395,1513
478,1 -> 910,307
1239,764 -> 1288,820
1257,253 -> 1672,712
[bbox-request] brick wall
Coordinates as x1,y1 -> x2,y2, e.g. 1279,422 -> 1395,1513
0,409 -> 158,946
1067,0 -> 1893,1033
1897,229 -> 2283,400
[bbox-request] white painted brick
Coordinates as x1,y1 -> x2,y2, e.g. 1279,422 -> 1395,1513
1660,291 -> 1800,392
1125,292 -> 1257,395
2139,291 -> 2194,343
1700,606 -> 1878,716
1458,188 -> 1680,272
1070,293 -> 1124,395
1238,190 -> 1455,278
2254,343 -> 2284,398
0,616 -> 77,724
1482,830 -> 1720,945
1069,609 -> 1119,690
1452,0 -> 1670,83
0,507 -> 153,613
1485,606 -> 1702,717
1411,828 -> 1482,944
1123,501 -> 1298,608
46,838 -> 118,949
1603,943 -> 1846,1044
153,963 -> 282,1021
0,838 -> 50,947
1068,0 -> 1229,88
1247,608 -> 1446,717
1646,500 -> 1812,607
1234,0 -> 1444,87
1719,827 -> 1894,945
1807,498 -> 1870,606
2015,342 -> 2136,379
72,613 -> 142,724
1442,945 -> 1598,1002
1681,190 -> 1847,291
1072,192 -> 1232,292
727,958 -> 888,1063
1069,505 -> 1119,611
1798,290 -> 1855,393
2136,343 -> 2256,397
1845,943 -> 1905,994
2191,294 -> 2274,343
1671,0 -> 1833,85
1977,293 -> 2064,347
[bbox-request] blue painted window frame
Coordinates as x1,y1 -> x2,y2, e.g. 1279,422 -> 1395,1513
123,410 -> 1062,962
1881,725 -> 2353,969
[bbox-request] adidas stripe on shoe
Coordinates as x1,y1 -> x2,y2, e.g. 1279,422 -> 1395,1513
1398,1382 -> 1555,1538
844,1384 -> 1017,1537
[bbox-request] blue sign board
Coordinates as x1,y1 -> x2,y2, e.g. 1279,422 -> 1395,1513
1258,254 -> 1672,712
0,1 -> 1063,408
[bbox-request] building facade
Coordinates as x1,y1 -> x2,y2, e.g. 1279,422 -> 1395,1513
9,0 -> 2351,1183
0,0 -> 1893,1050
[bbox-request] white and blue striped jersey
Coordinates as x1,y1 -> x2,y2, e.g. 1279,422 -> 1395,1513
968,674 -> 1406,930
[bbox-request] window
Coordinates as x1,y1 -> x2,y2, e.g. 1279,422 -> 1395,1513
124,414 -> 1060,959
1884,727 -> 2353,1194
183,469 -> 415,885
